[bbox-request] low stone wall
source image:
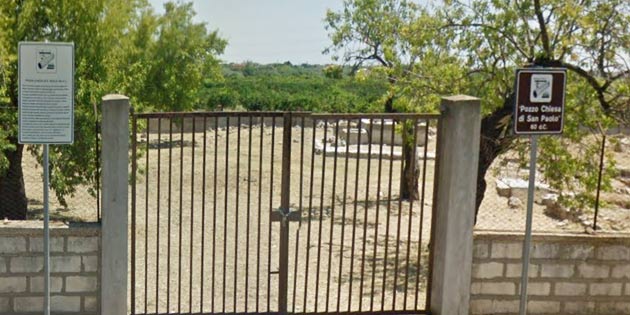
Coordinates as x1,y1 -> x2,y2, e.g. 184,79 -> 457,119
471,230 -> 630,315
0,221 -> 100,315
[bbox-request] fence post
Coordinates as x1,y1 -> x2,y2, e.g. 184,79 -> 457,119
430,95 -> 481,315
100,94 -> 130,315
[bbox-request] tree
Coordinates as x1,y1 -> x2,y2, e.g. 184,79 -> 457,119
439,0 -> 630,218
324,0 -> 426,200
0,0 -> 226,219
324,0 -> 630,219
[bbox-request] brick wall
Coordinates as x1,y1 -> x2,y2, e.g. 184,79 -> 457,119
0,221 -> 100,315
471,230 -> 630,315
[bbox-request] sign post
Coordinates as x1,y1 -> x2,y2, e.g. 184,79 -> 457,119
18,42 -> 74,315
513,68 -> 566,315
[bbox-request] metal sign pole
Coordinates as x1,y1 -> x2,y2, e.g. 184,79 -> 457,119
518,135 -> 537,315
43,144 -> 50,315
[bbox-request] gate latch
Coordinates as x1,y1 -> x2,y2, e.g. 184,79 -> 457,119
271,207 -> 301,222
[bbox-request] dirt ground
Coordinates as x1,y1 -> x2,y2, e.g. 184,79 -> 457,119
129,122 -> 435,313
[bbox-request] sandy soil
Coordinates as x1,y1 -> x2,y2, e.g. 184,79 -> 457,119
130,122 -> 435,313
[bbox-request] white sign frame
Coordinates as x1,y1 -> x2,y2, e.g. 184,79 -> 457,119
18,42 -> 75,144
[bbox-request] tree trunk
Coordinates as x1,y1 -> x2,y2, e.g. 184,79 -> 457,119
474,93 -> 517,223
401,122 -> 419,200
0,141 -> 28,220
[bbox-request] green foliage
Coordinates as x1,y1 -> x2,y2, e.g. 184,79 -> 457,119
199,63 -> 388,113
325,0 -> 630,212
0,0 -> 225,209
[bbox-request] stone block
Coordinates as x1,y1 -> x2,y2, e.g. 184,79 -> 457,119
0,237 -> 27,253
51,295 -> 81,312
597,302 -> 630,314
471,282 -> 516,295
339,128 -> 370,145
10,256 -> 44,273
554,282 -> 587,296
84,295 -> 98,312
66,275 -> 97,292
563,301 -> 596,314
30,276 -> 63,293
51,256 -> 82,272
491,242 -> 521,259
611,264 -> 630,279
82,255 -> 99,272
472,262 -> 504,279
578,263 -> 610,279
0,257 -> 5,273
540,263 -> 574,278
597,245 -> 630,260
470,299 -> 519,314
14,296 -> 43,312
551,244 -> 594,259
505,263 -> 538,278
0,297 -> 9,312
518,282 -> 550,295
67,236 -> 99,253
29,237 -> 65,252
527,300 -> 561,313
0,276 -> 27,293
626,283 -> 630,296
473,242 -> 489,259
590,282 -> 622,296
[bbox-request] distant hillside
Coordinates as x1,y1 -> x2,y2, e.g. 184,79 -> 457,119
198,62 -> 388,113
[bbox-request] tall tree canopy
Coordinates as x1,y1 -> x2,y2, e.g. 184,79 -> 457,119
0,0 -> 225,219
325,0 -> 630,218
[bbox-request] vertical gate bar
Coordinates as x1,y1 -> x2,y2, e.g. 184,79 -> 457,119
370,118 -> 386,312
131,114 -> 137,315
325,120 -> 340,312
234,117 -> 241,312
425,118 -> 441,311
256,114 -> 264,313
189,118 -> 196,314
212,116 -> 218,313
279,112 -> 292,315
392,119 -> 415,310
403,119 -> 420,309
178,118 -> 184,314
201,116 -> 207,313
348,118 -> 363,312
291,116 -> 305,313
245,116 -> 253,311
358,119 -> 374,312
167,118 -> 173,312
223,117 -> 230,313
414,120 -> 431,308
156,118 -> 161,315
382,118 -> 396,310
314,120 -> 328,313
302,118 -> 317,313
144,118 -> 150,315
267,116 -> 276,312
336,119 -> 351,312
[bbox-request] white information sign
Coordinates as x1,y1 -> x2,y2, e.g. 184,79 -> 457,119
18,42 -> 74,144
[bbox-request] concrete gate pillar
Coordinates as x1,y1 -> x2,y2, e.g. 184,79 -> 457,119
430,95 -> 481,315
100,94 -> 130,315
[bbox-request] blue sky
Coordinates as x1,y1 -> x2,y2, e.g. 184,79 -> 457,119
148,0 -> 344,64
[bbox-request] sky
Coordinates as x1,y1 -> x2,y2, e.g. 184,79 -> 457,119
148,0 -> 344,65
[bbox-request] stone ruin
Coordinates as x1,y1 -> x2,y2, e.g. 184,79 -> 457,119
314,119 -> 433,160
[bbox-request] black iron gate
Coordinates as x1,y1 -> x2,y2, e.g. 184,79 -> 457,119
130,111 -> 440,315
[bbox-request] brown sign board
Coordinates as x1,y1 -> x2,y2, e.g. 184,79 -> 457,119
514,68 -> 566,135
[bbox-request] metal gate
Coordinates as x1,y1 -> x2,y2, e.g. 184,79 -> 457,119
130,111 -> 440,315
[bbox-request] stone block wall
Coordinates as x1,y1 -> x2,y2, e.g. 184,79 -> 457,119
470,231 -> 630,315
0,221 -> 100,315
